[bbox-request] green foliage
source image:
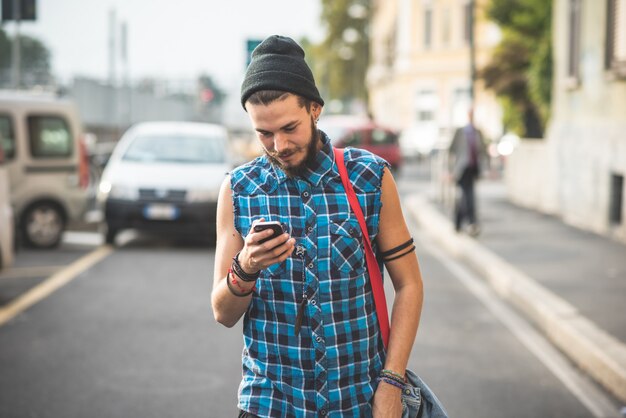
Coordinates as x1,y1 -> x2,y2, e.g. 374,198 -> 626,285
306,0 -> 371,108
0,27 -> 52,87
480,0 -> 552,137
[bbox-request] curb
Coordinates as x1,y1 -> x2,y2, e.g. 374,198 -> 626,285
406,194 -> 626,404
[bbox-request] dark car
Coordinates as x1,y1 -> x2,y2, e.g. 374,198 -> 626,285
318,115 -> 402,171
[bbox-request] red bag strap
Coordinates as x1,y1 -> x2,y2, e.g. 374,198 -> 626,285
334,148 -> 390,349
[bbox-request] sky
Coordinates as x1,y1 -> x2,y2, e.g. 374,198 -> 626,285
2,0 -> 323,90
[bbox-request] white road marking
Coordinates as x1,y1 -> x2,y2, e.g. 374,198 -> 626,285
415,232 -> 621,418
0,246 -> 114,327
0,266 -> 64,280
62,231 -> 103,246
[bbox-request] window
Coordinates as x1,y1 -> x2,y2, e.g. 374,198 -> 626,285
27,115 -> 73,158
424,7 -> 433,49
343,131 -> 362,147
442,8 -> 451,46
122,134 -> 226,164
568,0 -> 583,81
371,129 -> 397,145
463,2 -> 472,44
0,115 -> 16,160
414,89 -> 438,122
606,0 -> 626,77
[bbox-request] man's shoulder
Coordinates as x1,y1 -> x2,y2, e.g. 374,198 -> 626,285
341,147 -> 389,191
343,147 -> 388,168
230,156 -> 278,195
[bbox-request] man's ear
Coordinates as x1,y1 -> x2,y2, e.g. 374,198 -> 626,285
312,104 -> 322,120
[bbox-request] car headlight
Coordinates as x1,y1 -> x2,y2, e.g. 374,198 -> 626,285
99,181 -> 139,201
186,189 -> 218,203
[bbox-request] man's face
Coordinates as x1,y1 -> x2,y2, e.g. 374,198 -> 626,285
246,94 -> 322,177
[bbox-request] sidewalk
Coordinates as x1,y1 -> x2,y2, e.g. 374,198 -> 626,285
406,179 -> 626,404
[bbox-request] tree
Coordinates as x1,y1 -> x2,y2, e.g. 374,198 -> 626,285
305,0 -> 371,111
0,27 -> 53,87
479,0 -> 552,138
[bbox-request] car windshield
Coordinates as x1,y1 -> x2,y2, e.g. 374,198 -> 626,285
122,134 -> 226,164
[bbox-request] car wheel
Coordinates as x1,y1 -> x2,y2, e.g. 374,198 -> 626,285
21,202 -> 65,249
104,225 -> 118,245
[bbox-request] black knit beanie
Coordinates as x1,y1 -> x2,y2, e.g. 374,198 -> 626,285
240,35 -> 324,109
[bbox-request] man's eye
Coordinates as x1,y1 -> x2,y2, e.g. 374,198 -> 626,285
284,127 -> 295,133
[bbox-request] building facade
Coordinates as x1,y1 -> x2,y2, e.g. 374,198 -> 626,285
367,0 -> 502,146
506,0 -> 626,243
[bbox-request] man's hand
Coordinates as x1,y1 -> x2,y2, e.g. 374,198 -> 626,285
238,218 -> 295,274
372,381 -> 403,418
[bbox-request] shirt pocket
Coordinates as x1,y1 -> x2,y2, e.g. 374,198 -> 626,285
330,218 -> 366,274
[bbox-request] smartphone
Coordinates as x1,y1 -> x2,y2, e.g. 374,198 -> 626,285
253,221 -> 285,244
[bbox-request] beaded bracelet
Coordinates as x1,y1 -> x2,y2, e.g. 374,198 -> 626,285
226,270 -> 254,297
381,369 -> 407,382
377,376 -> 405,390
232,251 -> 260,282
379,371 -> 406,386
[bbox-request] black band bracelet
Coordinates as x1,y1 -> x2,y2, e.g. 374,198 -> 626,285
383,245 -> 415,262
380,238 -> 414,258
232,251 -> 260,282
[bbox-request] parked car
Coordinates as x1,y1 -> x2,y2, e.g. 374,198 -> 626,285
318,115 -> 403,171
0,141 -> 14,270
0,92 -> 90,248
97,121 -> 231,245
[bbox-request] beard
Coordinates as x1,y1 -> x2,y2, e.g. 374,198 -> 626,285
265,117 -> 320,178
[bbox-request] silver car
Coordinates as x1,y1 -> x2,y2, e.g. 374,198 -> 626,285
0,146 -> 14,270
97,121 -> 231,245
0,93 -> 89,248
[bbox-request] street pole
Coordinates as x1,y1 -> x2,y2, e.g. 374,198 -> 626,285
11,0 -> 21,89
469,0 -> 476,105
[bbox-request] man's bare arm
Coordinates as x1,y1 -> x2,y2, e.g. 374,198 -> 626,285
211,177 -> 296,327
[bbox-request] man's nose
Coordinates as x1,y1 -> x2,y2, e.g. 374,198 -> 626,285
273,133 -> 289,153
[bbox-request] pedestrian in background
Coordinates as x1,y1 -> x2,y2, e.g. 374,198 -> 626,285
447,109 -> 487,237
211,35 -> 424,417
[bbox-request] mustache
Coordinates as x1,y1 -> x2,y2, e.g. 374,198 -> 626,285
270,148 -> 299,158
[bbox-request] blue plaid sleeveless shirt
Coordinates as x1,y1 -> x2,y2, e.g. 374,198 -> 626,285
230,133 -> 389,417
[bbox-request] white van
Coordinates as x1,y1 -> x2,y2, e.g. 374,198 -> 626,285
0,142 -> 14,269
0,92 -> 90,248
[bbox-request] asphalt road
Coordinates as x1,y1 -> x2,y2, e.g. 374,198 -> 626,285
0,160 -> 620,417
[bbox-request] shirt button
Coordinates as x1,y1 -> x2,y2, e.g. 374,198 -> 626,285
308,262 -> 314,269
320,409 -> 327,416
307,226 -> 313,233
316,336 -> 322,343
302,191 -> 310,198
311,299 -> 316,306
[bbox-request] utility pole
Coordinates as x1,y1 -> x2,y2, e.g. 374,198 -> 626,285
468,0 -> 476,104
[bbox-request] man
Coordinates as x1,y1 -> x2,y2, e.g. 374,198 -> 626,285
211,35 -> 423,418
448,109 -> 487,236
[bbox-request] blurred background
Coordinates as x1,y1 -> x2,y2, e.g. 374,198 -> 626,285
0,1 -> 625,417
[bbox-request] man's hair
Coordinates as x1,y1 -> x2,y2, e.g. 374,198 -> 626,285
247,90 -> 313,113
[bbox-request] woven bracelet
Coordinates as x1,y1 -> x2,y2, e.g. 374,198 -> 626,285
232,251 -> 260,282
380,371 -> 406,385
381,369 -> 406,381
377,376 -> 405,390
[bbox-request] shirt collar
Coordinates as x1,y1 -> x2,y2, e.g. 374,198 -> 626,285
271,131 -> 338,187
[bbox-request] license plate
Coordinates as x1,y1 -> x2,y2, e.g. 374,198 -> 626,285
143,204 -> 179,220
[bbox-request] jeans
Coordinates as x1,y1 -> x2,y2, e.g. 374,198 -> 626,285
455,166 -> 479,231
